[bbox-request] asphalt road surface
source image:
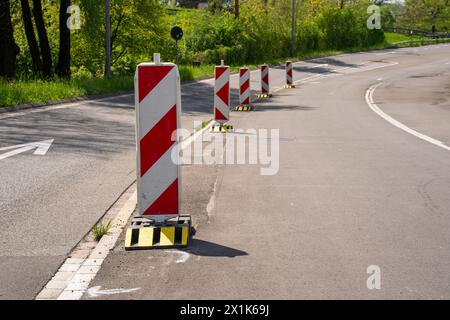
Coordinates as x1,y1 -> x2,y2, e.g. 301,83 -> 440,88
1,55 -> 369,299
1,44 -> 450,299
86,44 -> 450,299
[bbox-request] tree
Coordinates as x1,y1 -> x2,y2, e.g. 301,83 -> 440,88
400,0 -> 450,30
56,0 -> 71,78
20,0 -> 42,75
0,0 -> 19,79
32,0 -> 52,77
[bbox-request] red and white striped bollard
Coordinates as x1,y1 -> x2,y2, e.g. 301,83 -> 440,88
235,67 -> 252,111
258,64 -> 272,98
212,60 -> 232,132
284,61 -> 295,88
125,53 -> 190,249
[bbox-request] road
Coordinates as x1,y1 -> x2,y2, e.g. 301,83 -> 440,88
86,44 -> 450,299
1,54 -> 370,299
1,44 -> 449,299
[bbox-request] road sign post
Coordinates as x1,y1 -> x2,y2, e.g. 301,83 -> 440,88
125,53 -> 190,250
171,26 -> 183,66
105,0 -> 111,79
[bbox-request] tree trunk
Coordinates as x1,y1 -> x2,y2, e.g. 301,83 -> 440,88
32,0 -> 52,78
0,0 -> 19,79
56,0 -> 71,78
20,0 -> 42,75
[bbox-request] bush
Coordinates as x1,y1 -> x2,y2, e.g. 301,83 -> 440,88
317,6 -> 385,50
203,45 -> 246,65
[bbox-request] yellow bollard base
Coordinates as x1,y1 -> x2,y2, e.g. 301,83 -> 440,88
234,105 -> 253,111
125,216 -> 191,250
257,93 -> 272,98
283,84 -> 296,89
211,123 -> 233,133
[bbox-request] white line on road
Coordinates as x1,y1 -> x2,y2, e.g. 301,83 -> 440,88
0,139 -> 54,160
365,83 -> 450,152
166,250 -> 191,264
87,286 -> 140,298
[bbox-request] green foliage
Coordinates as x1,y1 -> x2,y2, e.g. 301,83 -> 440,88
74,0 -> 170,76
317,5 -> 385,50
399,0 -> 450,31
10,0 -> 389,80
92,221 -> 112,242
0,77 -> 133,108
383,32 -> 425,44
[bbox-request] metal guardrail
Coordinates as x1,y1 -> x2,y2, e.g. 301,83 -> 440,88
384,27 -> 450,39
384,27 -> 427,36
388,38 -> 450,48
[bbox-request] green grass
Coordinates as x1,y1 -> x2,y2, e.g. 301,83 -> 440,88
92,221 -> 112,242
1,32 -> 444,109
383,32 -> 425,44
0,76 -> 133,108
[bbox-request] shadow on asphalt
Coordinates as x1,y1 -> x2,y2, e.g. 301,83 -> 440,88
0,107 -> 136,157
181,81 -> 257,114
270,57 -> 359,75
308,57 -> 359,68
272,64 -> 332,75
183,239 -> 248,258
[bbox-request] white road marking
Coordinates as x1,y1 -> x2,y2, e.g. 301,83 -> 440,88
0,139 -> 54,160
86,286 -> 140,298
88,100 -> 132,108
166,250 -> 191,264
206,173 -> 219,217
365,83 -> 450,152
375,51 -> 397,56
